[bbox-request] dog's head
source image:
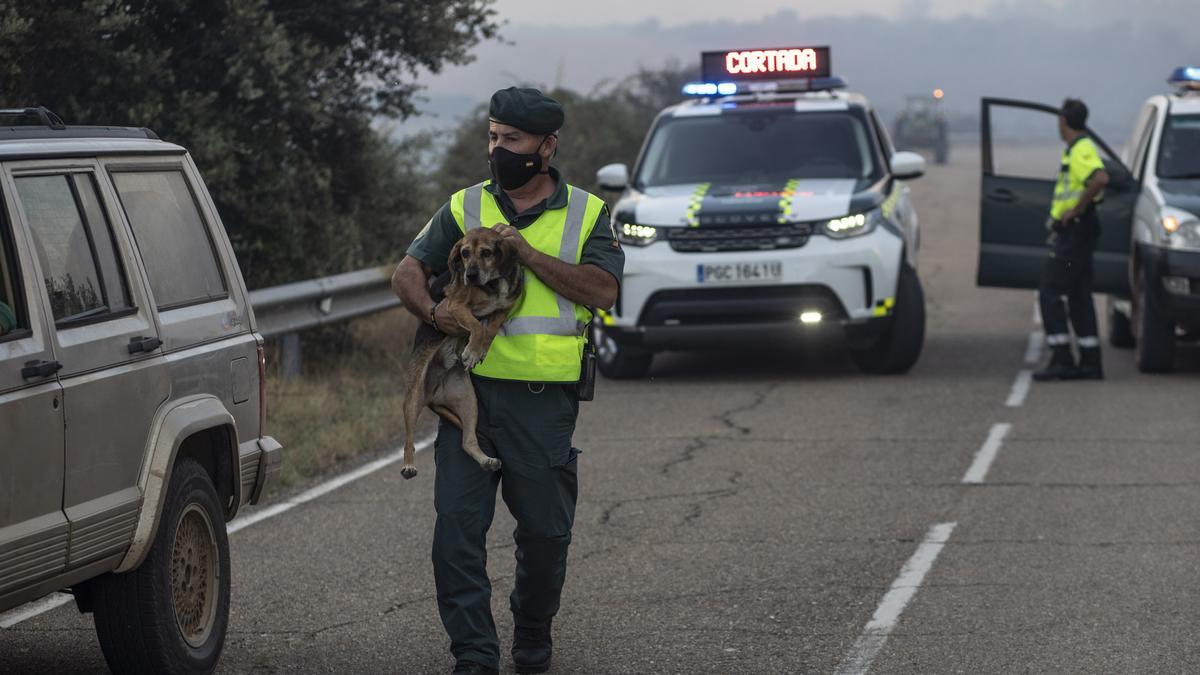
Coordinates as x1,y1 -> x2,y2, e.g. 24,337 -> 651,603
448,227 -> 520,287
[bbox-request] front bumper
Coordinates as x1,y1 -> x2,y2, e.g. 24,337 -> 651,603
609,226 -> 904,348
1141,244 -> 1200,323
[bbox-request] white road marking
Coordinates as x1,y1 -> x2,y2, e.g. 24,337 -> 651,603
1024,330 -> 1044,365
1032,295 -> 1042,327
835,521 -> 958,675
1006,370 -> 1033,408
962,423 -> 1012,484
0,432 -> 437,629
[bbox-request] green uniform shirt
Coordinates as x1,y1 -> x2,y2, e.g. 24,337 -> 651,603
0,301 -> 16,335
407,167 -> 625,287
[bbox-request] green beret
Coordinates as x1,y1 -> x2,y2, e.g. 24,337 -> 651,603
488,87 -> 564,134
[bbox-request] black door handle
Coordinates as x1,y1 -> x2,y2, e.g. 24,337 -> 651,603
128,336 -> 163,354
988,188 -> 1018,203
22,359 -> 62,379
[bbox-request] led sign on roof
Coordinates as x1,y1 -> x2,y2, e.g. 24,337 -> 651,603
701,46 -> 831,82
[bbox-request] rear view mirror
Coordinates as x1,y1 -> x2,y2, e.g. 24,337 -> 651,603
596,163 -> 629,191
890,151 -> 926,180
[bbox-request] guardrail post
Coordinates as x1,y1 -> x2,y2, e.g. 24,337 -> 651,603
280,333 -> 302,380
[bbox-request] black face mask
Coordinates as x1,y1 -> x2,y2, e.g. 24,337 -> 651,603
489,137 -> 550,190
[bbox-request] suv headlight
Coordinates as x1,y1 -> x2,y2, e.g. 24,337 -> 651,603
1161,206 -> 1200,250
823,208 -> 882,239
617,221 -> 659,246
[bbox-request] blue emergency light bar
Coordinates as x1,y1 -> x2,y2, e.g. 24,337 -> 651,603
1168,66 -> 1200,90
681,76 -> 847,98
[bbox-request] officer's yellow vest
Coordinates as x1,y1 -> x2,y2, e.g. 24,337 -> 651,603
1051,137 -> 1105,220
449,180 -> 605,382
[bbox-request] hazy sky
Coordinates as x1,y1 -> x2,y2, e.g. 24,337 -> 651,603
488,0 -> 998,25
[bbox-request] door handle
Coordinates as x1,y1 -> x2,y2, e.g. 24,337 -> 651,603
22,359 -> 63,379
988,188 -> 1018,203
128,336 -> 163,354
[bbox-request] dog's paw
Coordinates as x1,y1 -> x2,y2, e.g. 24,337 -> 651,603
401,465 -> 418,480
461,344 -> 488,370
479,457 -> 502,472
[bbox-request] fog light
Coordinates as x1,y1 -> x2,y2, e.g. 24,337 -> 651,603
800,311 -> 823,324
1163,276 -> 1190,295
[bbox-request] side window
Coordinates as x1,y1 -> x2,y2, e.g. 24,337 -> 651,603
0,208 -> 29,339
111,170 -> 227,310
16,173 -> 132,326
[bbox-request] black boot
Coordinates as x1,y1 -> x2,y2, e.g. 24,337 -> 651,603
1067,346 -> 1104,380
1033,345 -> 1077,381
512,623 -> 553,674
452,661 -> 498,675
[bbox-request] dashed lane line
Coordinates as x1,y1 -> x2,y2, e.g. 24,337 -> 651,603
834,522 -> 959,675
962,423 -> 1013,484
0,432 -> 437,629
1006,370 -> 1033,408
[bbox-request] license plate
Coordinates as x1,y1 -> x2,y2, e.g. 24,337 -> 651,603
696,261 -> 783,284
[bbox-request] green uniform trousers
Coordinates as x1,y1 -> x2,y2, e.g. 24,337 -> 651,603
432,377 -> 580,669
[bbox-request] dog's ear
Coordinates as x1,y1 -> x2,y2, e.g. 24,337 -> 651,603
448,239 -> 466,283
497,236 -> 520,278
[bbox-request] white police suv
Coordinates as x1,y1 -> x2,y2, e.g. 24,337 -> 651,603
593,46 -> 927,378
974,68 -> 1200,373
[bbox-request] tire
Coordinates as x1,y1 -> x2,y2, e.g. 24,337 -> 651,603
88,459 -> 231,674
1106,296 -> 1135,349
592,323 -> 653,379
850,263 -> 926,374
1134,282 -> 1175,373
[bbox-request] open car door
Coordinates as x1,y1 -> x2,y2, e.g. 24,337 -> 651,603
978,97 -> 1137,295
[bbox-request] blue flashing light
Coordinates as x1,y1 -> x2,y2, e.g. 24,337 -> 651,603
717,82 -> 738,95
682,82 -> 718,96
1168,66 -> 1200,88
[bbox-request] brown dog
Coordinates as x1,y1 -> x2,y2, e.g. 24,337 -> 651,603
400,227 -> 524,479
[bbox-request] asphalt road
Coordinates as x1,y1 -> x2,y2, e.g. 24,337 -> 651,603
4,144 -> 1200,674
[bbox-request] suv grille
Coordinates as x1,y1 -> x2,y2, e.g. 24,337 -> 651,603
665,223 -> 813,253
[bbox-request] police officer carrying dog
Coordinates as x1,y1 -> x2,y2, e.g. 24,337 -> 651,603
1034,98 -> 1110,381
392,88 -> 624,674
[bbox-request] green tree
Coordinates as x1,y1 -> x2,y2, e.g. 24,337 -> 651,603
0,0 -> 499,287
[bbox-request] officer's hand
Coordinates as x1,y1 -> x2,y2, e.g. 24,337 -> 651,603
1061,207 -> 1081,224
491,223 -> 536,264
433,302 -> 467,337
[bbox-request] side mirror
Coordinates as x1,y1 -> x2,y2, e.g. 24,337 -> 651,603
890,151 -> 926,180
596,163 -> 629,191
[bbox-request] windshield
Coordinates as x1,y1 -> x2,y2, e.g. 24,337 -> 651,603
1157,114 -> 1200,179
634,108 -> 882,189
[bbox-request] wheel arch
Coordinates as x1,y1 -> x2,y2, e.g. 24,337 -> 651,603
115,395 -> 239,573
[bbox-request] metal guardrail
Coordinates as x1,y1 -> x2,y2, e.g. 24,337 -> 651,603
248,264 -> 401,377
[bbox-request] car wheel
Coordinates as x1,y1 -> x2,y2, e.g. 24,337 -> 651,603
88,459 -> 230,674
1134,283 -> 1175,373
850,263 -> 926,374
1106,296 -> 1135,349
592,323 -> 653,379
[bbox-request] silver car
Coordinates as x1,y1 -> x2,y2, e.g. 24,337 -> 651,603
0,107 -> 281,673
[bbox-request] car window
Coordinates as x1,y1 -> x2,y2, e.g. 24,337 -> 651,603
112,170 -> 227,309
1156,114 -> 1200,179
636,109 -> 882,188
0,207 -> 28,339
16,173 -> 132,326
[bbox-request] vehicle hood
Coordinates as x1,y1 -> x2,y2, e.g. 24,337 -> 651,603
1159,179 -> 1200,217
614,178 -> 886,228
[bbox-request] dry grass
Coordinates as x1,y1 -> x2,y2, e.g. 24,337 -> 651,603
263,307 -> 420,489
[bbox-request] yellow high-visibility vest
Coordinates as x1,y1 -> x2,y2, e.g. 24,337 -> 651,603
1051,136 -> 1106,220
449,180 -> 605,382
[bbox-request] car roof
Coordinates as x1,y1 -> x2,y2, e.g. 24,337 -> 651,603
664,90 -> 870,118
1167,93 -> 1200,115
0,126 -> 185,160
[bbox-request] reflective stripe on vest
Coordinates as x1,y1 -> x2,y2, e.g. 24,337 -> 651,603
451,180 -> 603,382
